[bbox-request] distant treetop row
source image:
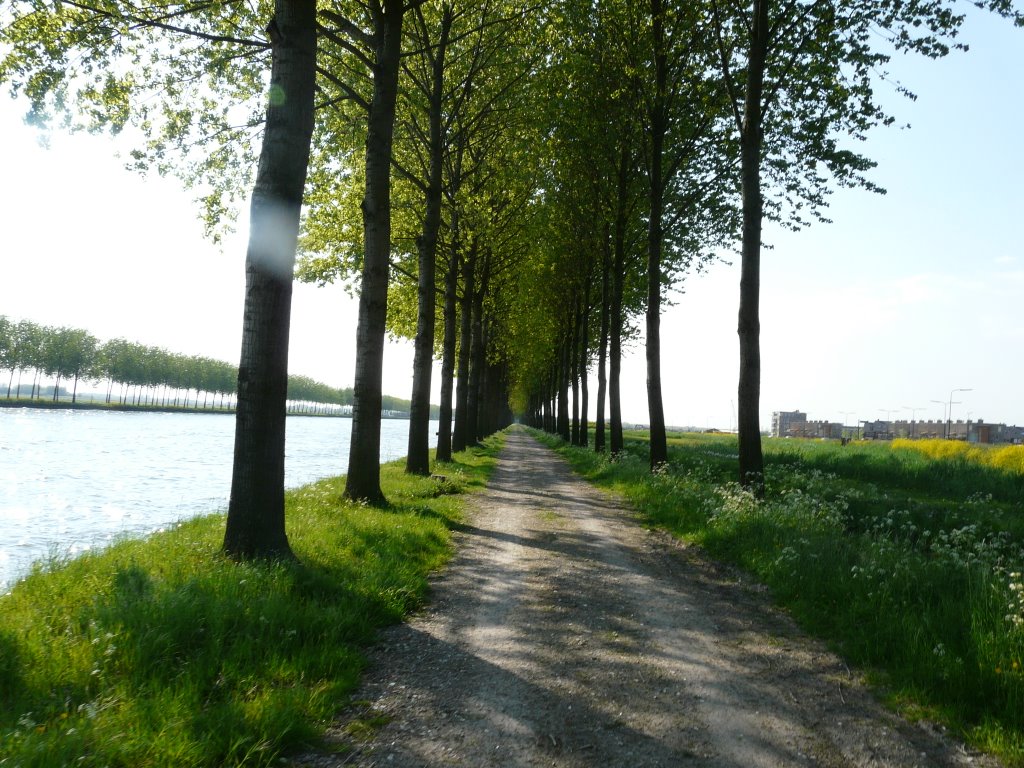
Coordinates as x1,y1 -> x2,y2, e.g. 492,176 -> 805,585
0,315 -> 411,412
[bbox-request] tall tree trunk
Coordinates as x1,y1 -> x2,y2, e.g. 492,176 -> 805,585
609,275 -> 623,454
541,385 -> 551,432
223,0 -> 316,559
595,228 -> 610,452
490,358 -> 506,435
406,9 -> 450,475
346,0 -> 405,503
579,279 -> 590,448
436,245 -> 459,462
609,142 -> 631,455
485,358 -> 508,435
570,296 -> 580,445
438,132 -> 466,459
465,260 -> 486,446
609,216 -> 626,454
552,367 -> 559,434
453,239 -> 476,452
557,334 -> 571,441
737,0 -> 768,495
645,0 -> 668,469
544,371 -> 551,432
476,316 -> 491,439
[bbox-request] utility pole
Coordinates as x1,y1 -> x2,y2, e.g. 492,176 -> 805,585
947,388 -> 972,440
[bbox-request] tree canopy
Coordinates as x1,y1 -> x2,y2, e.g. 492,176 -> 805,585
3,0 -> 1021,550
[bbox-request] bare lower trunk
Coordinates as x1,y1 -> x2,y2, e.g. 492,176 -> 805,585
223,0 -> 316,559
557,335 -> 570,442
645,0 -> 668,469
579,283 -> 590,448
645,248 -> 667,467
346,0 -> 405,503
465,272 -> 485,446
609,231 -> 625,455
549,366 -> 558,434
595,230 -> 610,452
570,296 -> 580,445
453,239 -> 476,452
609,144 -> 630,455
737,0 -> 767,495
406,10 -> 450,475
405,209 -> 439,474
436,246 -> 459,462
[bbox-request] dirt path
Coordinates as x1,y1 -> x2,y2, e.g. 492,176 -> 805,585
294,430 -> 997,767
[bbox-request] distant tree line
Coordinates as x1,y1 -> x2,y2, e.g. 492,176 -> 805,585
0,316 -> 425,414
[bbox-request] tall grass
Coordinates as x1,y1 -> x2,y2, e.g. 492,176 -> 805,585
0,438 -> 502,767
535,429 -> 1024,764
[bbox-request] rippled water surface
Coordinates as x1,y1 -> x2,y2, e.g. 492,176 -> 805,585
0,408 -> 433,588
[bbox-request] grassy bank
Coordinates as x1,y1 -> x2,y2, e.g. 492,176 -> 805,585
534,429 -> 1024,764
0,437 -> 502,767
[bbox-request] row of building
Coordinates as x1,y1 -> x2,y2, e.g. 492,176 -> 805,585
771,411 -> 1024,444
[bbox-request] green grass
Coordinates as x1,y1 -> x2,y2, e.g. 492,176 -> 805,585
0,436 -> 502,768
534,428 -> 1024,765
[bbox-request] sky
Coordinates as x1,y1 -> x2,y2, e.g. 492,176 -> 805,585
1,9 -> 1022,432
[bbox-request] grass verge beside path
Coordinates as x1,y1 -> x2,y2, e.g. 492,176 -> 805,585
0,436 -> 503,768
532,428 -> 1024,765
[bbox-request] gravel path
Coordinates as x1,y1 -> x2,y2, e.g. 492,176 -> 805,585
293,429 -> 998,767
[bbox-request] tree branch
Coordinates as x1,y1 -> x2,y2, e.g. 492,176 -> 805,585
318,9 -> 376,50
316,21 -> 376,71
710,0 -> 744,134
60,0 -> 268,47
315,66 -> 371,112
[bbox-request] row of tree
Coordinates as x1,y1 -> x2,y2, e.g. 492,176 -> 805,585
505,0 -> 1023,487
3,0 -> 1018,559
0,316 -> 420,413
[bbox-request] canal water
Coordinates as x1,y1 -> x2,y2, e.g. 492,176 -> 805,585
0,408 -> 435,589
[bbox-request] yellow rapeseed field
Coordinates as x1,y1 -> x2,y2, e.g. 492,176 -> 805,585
892,438 -> 1024,474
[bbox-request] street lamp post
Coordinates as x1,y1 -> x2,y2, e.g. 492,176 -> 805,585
947,388 -> 972,440
903,405 -> 923,439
